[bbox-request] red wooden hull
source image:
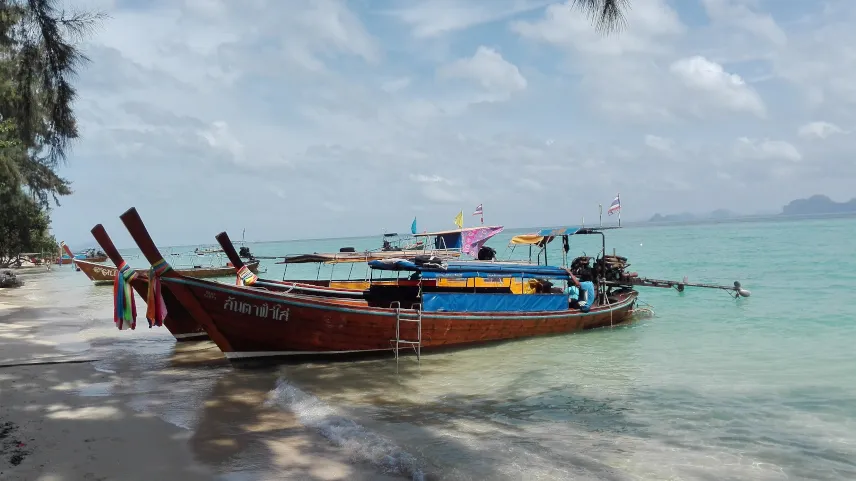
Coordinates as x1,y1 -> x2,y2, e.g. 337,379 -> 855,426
162,275 -> 638,362
127,276 -> 209,341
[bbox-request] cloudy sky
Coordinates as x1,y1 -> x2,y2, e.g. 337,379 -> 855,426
55,0 -> 855,246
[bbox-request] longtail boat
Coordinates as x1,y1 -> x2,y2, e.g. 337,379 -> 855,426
118,207 -> 639,364
90,225 -> 209,341
74,258 -> 260,285
57,244 -> 107,265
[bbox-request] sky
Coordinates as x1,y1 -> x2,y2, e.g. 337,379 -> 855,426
54,0 -> 856,247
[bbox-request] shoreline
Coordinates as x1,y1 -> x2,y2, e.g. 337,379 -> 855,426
0,275 -> 406,481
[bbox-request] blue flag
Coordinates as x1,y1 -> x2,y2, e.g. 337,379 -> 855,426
411,217 -> 417,235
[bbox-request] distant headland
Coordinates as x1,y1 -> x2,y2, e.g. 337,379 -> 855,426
649,195 -> 856,222
648,209 -> 740,223
780,195 -> 856,216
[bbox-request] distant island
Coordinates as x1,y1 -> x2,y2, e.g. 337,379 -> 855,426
781,195 -> 856,216
649,209 -> 739,223
649,195 -> 856,222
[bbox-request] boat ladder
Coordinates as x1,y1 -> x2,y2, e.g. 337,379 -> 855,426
390,301 -> 422,362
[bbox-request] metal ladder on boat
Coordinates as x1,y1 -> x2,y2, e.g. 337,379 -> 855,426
390,302 -> 422,362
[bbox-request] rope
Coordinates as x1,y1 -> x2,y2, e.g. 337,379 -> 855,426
113,261 -> 138,330
146,258 -> 171,328
630,299 -> 656,318
601,286 -> 613,328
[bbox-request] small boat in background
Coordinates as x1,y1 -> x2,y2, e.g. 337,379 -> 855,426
75,258 -> 261,285
57,246 -> 107,265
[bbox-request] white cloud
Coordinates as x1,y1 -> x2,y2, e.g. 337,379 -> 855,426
388,0 -> 549,38
644,135 -> 675,153
198,121 -> 244,163
701,0 -> 787,47
381,77 -> 412,93
48,0 -> 856,245
512,0 -> 684,56
438,46 -> 527,100
798,121 -> 845,140
409,174 -> 451,184
670,56 -> 766,117
735,138 -> 802,162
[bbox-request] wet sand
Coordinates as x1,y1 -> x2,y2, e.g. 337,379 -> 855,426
0,274 -> 403,481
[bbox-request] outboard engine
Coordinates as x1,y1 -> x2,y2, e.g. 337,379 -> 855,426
239,246 -> 251,258
477,246 -> 497,261
570,256 -> 594,279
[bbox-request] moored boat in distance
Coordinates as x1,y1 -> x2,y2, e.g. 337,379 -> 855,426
119,207 -> 639,365
57,246 -> 107,265
75,258 -> 261,285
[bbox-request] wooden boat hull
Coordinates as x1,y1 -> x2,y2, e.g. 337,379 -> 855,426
164,275 -> 638,362
74,259 -> 260,285
129,276 -> 209,341
58,255 -> 107,265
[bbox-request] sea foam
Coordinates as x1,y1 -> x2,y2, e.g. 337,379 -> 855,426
266,377 -> 425,481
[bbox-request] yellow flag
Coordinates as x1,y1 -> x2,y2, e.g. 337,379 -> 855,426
454,210 -> 463,229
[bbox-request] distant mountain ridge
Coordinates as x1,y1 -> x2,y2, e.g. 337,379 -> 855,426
649,195 -> 856,223
781,195 -> 856,216
649,209 -> 739,223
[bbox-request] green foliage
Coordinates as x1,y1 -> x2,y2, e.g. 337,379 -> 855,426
0,1 -> 100,267
0,182 -> 51,266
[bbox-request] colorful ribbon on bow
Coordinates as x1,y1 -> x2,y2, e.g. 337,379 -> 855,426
236,265 -> 259,286
113,262 -> 138,330
146,258 -> 171,328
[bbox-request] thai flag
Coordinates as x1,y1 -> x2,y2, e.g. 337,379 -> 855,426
607,195 -> 621,215
473,204 -> 483,216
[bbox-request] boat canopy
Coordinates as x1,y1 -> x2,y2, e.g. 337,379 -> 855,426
368,259 -> 570,280
509,234 -> 551,246
413,225 -> 504,256
536,226 -> 580,237
413,226 -> 503,237
276,250 -> 462,265
509,226 -> 620,246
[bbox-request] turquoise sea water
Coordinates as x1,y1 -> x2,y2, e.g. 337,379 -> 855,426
6,215 -> 856,480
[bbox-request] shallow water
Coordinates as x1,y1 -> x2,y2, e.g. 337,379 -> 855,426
4,215 -> 856,480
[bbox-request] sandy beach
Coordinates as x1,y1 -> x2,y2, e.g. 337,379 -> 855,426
0,270 -> 403,481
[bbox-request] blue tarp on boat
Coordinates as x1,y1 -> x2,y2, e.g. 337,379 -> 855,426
368,259 -> 571,279
536,226 -> 581,237
422,292 -> 567,312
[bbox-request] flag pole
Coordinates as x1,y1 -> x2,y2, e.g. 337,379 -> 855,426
599,204 -> 603,227
617,193 -> 621,227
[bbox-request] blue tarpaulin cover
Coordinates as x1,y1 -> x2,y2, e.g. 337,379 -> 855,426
536,226 -> 581,237
422,292 -> 567,312
368,260 -> 570,279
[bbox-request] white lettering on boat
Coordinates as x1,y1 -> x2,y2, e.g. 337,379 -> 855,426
224,296 -> 289,321
93,266 -> 117,277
